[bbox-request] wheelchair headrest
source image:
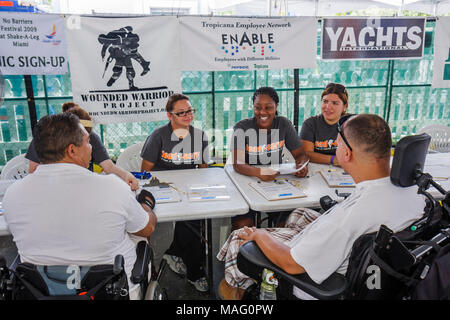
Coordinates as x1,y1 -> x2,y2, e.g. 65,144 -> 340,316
391,133 -> 431,187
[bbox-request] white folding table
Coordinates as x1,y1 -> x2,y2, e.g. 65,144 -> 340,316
146,167 -> 249,291
0,168 -> 249,292
224,163 -> 351,213
148,167 -> 249,222
422,153 -> 450,198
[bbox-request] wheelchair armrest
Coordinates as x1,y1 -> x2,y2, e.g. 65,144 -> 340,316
113,255 -> 125,275
238,241 -> 347,300
130,241 -> 152,284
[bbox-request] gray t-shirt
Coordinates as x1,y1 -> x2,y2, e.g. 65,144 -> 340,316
231,116 -> 302,165
140,122 -> 209,171
299,115 -> 338,156
25,132 -> 110,171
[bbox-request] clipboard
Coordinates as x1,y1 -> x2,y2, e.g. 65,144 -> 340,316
187,184 -> 231,202
142,185 -> 182,203
319,170 -> 355,188
249,180 -> 307,201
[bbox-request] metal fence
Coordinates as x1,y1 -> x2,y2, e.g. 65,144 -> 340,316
0,20 -> 448,169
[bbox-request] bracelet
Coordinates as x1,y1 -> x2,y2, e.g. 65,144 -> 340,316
330,155 -> 335,165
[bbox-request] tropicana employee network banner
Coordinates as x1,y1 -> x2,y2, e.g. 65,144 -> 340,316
65,16 -> 181,124
179,16 -> 317,71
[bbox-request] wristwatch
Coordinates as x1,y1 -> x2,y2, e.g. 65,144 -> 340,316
136,189 -> 155,209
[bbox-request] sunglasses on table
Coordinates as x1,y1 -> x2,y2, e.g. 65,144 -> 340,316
337,114 -> 354,151
171,108 -> 195,117
326,82 -> 347,94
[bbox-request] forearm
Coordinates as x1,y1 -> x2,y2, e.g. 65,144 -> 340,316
141,159 -> 155,172
143,204 -> 158,232
291,146 -> 309,165
233,163 -> 261,178
101,159 -> 132,180
306,151 -> 336,165
133,204 -> 157,238
301,140 -> 337,165
253,229 -> 305,275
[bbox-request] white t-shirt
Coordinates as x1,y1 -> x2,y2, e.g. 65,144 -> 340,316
3,163 -> 149,291
288,177 -> 425,299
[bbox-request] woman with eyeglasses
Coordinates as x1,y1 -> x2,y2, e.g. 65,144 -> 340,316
229,86 -> 309,230
140,93 -> 210,293
299,83 -> 349,166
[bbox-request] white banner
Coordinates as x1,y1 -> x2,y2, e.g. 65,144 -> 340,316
432,17 -> 450,88
0,12 -> 68,75
66,16 -> 181,124
179,16 -> 317,71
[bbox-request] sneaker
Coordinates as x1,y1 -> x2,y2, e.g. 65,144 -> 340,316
188,277 -> 209,293
163,254 -> 186,277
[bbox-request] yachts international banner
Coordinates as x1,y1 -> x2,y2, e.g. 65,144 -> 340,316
321,17 -> 426,60
179,16 -> 317,71
0,12 -> 68,75
432,17 -> 450,88
65,16 -> 181,124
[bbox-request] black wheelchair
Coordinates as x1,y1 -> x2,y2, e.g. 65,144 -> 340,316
0,241 -> 167,300
237,133 -> 450,300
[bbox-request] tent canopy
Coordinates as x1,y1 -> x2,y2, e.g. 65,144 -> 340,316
210,0 -> 450,16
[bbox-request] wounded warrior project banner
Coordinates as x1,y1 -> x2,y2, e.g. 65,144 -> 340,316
321,17 -> 426,60
0,12 -> 68,75
179,16 -> 317,71
432,17 -> 450,88
65,16 -> 181,124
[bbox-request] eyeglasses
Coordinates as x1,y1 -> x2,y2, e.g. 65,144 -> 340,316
326,83 -> 347,94
337,114 -> 354,151
171,108 -> 195,117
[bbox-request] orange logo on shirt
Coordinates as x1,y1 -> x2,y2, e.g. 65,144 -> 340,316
161,150 -> 201,162
246,140 -> 285,154
314,139 -> 337,149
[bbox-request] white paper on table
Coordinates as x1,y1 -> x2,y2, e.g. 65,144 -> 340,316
142,185 -> 181,203
319,169 -> 355,187
272,160 -> 309,175
187,184 -> 231,201
249,180 -> 307,201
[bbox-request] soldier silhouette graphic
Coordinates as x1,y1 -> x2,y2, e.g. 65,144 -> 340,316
98,26 -> 150,90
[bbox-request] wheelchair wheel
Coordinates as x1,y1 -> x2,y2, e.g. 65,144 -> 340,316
144,280 -> 167,300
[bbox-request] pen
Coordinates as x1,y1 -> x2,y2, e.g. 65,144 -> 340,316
169,184 -> 184,194
297,160 -> 310,171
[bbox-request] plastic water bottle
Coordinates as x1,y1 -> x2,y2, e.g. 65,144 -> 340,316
259,268 -> 278,300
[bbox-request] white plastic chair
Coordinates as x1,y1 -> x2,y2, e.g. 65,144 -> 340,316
418,124 -> 450,153
116,142 -> 145,172
0,154 -> 29,180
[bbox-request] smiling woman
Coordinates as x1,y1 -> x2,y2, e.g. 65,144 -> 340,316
299,83 -> 349,166
228,86 -> 309,230
139,93 -> 210,293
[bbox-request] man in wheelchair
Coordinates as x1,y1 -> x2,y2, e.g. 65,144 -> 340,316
218,114 -> 431,300
0,113 -> 158,300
